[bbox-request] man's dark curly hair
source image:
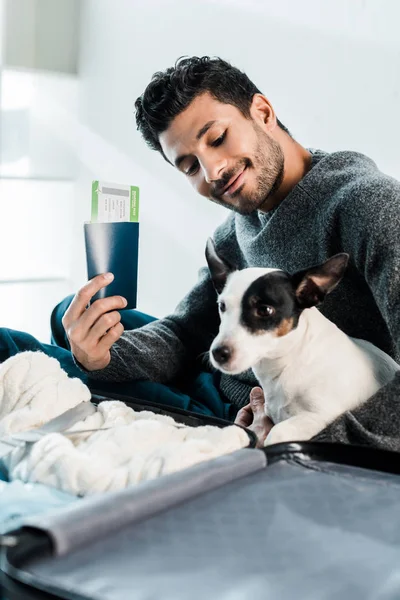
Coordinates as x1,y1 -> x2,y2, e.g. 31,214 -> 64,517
135,56 -> 290,159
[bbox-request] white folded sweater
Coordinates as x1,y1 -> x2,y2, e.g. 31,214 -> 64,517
0,352 -> 249,496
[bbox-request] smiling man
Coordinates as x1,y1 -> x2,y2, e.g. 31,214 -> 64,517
57,55 -> 400,447
2,56 -> 400,448
158,92 -> 293,215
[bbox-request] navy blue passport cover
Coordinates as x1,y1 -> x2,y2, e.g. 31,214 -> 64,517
84,222 -> 139,310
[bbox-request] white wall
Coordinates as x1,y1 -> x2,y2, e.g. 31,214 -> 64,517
0,178 -> 76,338
71,0 -> 400,320
2,0 -> 81,73
0,2 -> 80,342
3,0 -> 397,338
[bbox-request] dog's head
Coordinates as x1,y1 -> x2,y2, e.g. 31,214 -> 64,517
205,238 -> 349,375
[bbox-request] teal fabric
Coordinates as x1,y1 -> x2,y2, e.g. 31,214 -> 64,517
50,296 -> 235,421
0,302 -> 235,422
98,373 -> 233,420
0,313 -> 234,532
0,327 -> 87,381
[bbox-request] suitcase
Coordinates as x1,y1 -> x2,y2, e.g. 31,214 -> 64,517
2,393 -> 400,600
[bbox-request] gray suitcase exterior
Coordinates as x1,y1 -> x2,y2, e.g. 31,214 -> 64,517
2,397 -> 400,600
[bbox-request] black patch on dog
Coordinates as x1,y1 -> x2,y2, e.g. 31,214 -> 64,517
241,272 -> 301,334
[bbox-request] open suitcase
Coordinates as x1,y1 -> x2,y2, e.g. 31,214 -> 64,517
2,392 -> 400,600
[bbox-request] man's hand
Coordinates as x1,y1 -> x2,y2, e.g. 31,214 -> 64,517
234,386 -> 274,447
62,273 -> 127,372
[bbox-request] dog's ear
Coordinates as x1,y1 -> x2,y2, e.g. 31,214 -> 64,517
205,238 -> 234,294
292,253 -> 349,308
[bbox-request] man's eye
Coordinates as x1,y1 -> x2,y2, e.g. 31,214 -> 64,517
218,301 -> 226,313
185,160 -> 199,176
210,131 -> 227,148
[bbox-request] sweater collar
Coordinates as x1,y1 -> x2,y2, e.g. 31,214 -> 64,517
256,148 -> 328,223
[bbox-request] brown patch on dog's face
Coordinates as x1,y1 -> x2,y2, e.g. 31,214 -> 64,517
275,317 -> 294,337
241,272 -> 300,335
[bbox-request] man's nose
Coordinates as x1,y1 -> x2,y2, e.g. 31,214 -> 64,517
202,156 -> 227,184
212,345 -> 232,365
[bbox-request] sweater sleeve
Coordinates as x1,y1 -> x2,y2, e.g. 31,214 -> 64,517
338,172 -> 400,350
85,264 -> 221,383
315,171 -> 400,450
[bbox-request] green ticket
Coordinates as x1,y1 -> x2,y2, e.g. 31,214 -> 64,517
91,181 -> 140,223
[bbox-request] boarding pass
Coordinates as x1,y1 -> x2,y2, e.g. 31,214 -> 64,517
91,181 -> 140,223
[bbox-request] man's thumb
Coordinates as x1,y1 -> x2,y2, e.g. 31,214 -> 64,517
249,386 -> 265,411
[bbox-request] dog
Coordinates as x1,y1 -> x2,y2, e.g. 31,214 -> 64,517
205,238 -> 400,446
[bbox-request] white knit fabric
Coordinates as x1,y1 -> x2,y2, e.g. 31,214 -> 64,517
0,352 -> 248,496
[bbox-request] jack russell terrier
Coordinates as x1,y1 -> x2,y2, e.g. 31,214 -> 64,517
206,238 -> 400,446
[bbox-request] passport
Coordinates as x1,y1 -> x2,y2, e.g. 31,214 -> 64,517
84,181 -> 140,310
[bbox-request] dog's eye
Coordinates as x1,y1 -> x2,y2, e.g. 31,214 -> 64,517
218,301 -> 226,313
256,305 -> 275,318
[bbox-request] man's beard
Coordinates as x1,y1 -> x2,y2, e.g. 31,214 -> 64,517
209,126 -> 284,216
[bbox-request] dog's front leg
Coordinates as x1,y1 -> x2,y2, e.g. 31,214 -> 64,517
264,412 -> 327,446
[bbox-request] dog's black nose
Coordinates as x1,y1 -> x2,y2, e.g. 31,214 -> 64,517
212,345 -> 231,364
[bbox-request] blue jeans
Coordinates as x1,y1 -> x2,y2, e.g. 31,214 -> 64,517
0,298 -> 235,420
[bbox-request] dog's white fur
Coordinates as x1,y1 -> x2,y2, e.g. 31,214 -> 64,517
210,267 -> 400,446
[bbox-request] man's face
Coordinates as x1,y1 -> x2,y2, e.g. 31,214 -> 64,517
159,92 -> 285,215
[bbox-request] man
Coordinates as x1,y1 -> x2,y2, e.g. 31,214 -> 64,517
3,56 -> 400,447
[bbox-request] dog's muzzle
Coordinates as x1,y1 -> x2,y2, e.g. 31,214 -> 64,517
211,345 -> 232,366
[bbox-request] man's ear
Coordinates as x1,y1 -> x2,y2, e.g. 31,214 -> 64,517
205,238 -> 234,294
292,253 -> 349,309
250,93 -> 276,132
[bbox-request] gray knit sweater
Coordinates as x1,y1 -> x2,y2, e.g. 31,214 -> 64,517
88,149 -> 400,450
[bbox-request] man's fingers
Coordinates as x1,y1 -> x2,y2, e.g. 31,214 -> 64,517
63,273 -> 115,325
74,296 -> 127,338
88,310 -> 122,342
255,416 -> 274,448
235,387 -> 266,429
249,386 -> 265,412
234,403 -> 253,428
96,322 -> 125,357
235,388 -> 271,447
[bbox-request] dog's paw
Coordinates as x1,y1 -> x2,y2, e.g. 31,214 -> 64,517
263,422 -> 308,446
264,426 -> 294,446
264,415 -> 325,446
